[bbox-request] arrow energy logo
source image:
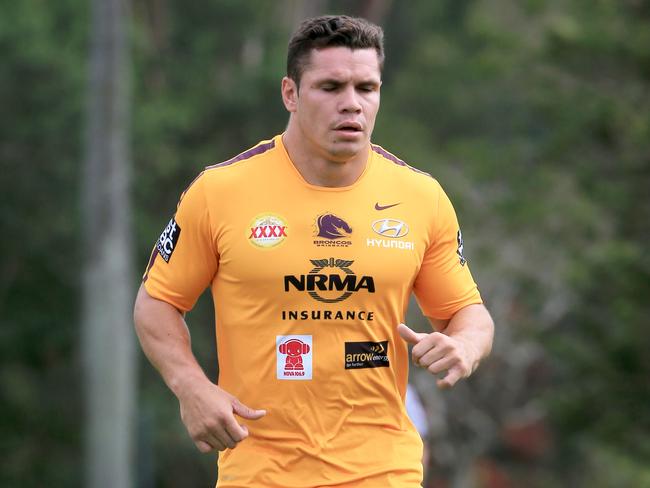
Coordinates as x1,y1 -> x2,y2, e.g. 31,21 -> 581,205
344,341 -> 389,369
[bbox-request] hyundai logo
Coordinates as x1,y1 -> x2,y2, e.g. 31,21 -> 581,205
371,219 -> 409,238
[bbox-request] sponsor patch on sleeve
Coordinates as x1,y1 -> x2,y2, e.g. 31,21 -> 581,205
456,229 -> 467,266
156,217 -> 181,262
345,341 -> 389,369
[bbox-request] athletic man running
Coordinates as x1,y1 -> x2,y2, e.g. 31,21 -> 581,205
134,15 -> 494,487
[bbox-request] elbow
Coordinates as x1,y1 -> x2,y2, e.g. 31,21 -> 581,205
484,309 -> 495,356
133,283 -> 149,333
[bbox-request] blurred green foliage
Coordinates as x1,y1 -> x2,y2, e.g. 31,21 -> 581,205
1,0 -> 87,485
1,0 -> 648,486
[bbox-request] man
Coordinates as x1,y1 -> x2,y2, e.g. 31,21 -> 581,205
134,15 -> 494,487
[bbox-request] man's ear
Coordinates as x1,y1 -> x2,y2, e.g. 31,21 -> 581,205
281,76 -> 298,113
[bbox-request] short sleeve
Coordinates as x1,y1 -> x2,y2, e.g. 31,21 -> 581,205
413,183 -> 482,320
142,172 -> 218,312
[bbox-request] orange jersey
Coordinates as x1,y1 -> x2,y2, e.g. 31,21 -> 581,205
143,134 -> 482,487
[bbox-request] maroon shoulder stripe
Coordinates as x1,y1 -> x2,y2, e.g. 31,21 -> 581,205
371,144 -> 431,177
206,140 -> 276,170
178,170 -> 205,204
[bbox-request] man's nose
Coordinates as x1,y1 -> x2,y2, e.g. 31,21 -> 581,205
339,86 -> 362,113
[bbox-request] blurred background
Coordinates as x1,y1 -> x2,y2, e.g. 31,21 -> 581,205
1,0 -> 649,487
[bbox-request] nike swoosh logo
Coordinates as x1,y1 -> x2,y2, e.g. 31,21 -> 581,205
375,202 -> 401,211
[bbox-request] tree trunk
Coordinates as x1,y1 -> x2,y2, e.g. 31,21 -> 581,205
81,0 -> 135,486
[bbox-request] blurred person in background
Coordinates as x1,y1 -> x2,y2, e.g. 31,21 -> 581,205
134,14 -> 493,487
406,383 -> 431,474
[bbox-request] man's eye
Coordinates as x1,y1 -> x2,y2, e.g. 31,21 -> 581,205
322,85 -> 337,91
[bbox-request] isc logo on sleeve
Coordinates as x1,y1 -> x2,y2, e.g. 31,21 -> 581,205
157,217 -> 181,262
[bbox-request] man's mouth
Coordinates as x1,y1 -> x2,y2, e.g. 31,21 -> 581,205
334,122 -> 363,133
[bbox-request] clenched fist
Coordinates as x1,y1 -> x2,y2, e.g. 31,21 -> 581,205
397,323 -> 479,389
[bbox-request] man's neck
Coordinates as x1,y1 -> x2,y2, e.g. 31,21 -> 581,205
282,130 -> 370,188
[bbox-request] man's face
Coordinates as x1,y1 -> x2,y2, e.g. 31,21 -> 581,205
283,47 -> 381,162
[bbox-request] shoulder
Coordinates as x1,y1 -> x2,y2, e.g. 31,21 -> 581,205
370,142 -> 444,196
198,136 -> 281,186
174,137 -> 280,208
205,137 -> 278,172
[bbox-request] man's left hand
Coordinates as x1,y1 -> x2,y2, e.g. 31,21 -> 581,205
397,323 -> 478,389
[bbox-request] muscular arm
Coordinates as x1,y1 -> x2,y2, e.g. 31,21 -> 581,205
398,303 -> 494,388
133,284 -> 265,451
429,303 -> 494,375
133,284 -> 205,395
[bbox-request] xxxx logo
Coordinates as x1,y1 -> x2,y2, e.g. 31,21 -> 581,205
250,225 -> 287,239
248,214 -> 288,248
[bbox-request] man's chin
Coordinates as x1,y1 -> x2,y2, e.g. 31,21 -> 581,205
327,140 -> 368,162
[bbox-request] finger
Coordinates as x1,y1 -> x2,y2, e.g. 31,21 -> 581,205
437,368 -> 462,389
201,425 -> 236,450
411,331 -> 448,360
213,439 -> 227,452
201,429 -> 228,451
224,418 -> 248,444
224,401 -> 262,444
196,435 -> 226,452
196,440 -> 213,453
232,399 -> 267,420
197,414 -> 238,450
414,344 -> 447,368
217,426 -> 239,449
426,356 -> 456,375
397,323 -> 428,345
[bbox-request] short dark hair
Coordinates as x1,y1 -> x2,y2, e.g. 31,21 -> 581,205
287,15 -> 385,87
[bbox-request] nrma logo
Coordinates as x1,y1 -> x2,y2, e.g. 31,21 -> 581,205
284,258 -> 375,303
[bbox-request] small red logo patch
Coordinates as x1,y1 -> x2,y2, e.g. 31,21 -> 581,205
248,214 -> 288,248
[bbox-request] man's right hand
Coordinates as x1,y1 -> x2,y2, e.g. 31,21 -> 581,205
133,286 -> 266,452
177,378 -> 266,452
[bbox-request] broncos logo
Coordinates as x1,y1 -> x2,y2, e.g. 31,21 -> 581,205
316,214 -> 353,239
